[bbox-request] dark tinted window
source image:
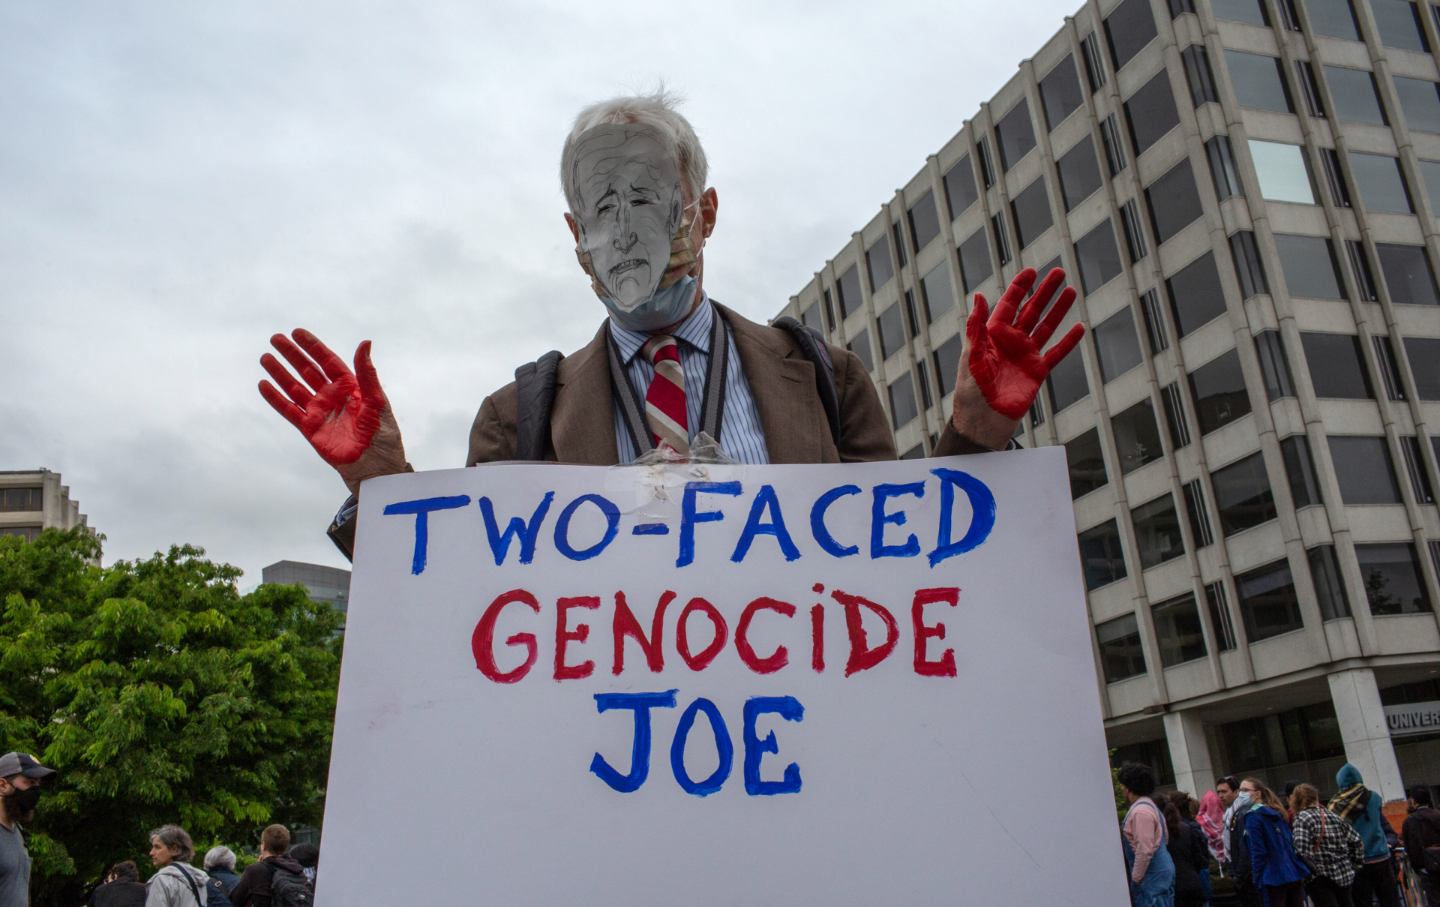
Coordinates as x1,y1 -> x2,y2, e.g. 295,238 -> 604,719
1125,72 -> 1181,156
1274,234 -> 1344,300
1011,179 -> 1053,248
838,264 -> 864,318
1356,543 -> 1432,615
996,100 -> 1037,170
1104,0 -> 1160,71
1328,436 -> 1402,503
1376,243 -> 1440,305
866,234 -> 895,290
1418,159 -> 1440,211
1048,345 -> 1090,412
1188,349 -> 1252,435
877,303 -> 906,360
1145,158 -> 1204,244
1095,308 -> 1144,382
1079,520 -> 1129,590
1308,545 -> 1351,620
800,303 -> 823,334
1282,434 -> 1323,507
908,191 -> 941,253
1373,1 -> 1429,52
1349,152 -> 1413,213
888,374 -> 918,429
848,328 -> 874,372
933,333 -> 961,394
1304,0 -> 1359,40
1154,594 -> 1207,666
921,261 -> 956,322
1113,399 -> 1164,474
957,228 -> 993,294
1224,51 -> 1294,113
1324,66 -> 1388,125
1181,45 -> 1220,106
1166,252 -> 1227,336
1301,332 -> 1372,398
1230,231 -> 1270,298
944,156 -> 979,218
1404,337 -> 1440,399
1058,138 -> 1104,210
1212,452 -> 1278,535
1212,0 -> 1268,24
1205,135 -> 1242,200
1066,428 -> 1108,498
1074,219 -> 1124,292
1236,559 -> 1305,641
1132,494 -> 1185,569
1040,56 -> 1085,128
1096,612 -> 1145,680
1256,330 -> 1296,400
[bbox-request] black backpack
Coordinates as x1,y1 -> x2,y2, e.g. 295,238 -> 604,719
268,865 -> 313,907
513,316 -> 839,461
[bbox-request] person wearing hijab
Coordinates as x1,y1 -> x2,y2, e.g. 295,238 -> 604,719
1241,778 -> 1309,907
1290,782 -> 1363,907
1330,763 -> 1399,907
1198,790 -> 1228,865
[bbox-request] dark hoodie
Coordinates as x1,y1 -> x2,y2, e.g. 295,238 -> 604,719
1330,762 -> 1390,861
229,855 -> 308,907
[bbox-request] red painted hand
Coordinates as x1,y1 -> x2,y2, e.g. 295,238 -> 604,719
258,329 -> 408,493
951,267 -> 1085,449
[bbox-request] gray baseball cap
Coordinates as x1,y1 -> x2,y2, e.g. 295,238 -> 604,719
0,752 -> 55,780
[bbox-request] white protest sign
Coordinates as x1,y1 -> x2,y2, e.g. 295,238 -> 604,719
318,450 -> 1129,905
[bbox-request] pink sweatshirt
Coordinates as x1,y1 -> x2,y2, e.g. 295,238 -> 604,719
1124,797 -> 1165,882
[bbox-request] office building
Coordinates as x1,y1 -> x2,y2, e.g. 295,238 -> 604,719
777,0 -> 1440,801
0,469 -> 92,541
262,560 -> 351,625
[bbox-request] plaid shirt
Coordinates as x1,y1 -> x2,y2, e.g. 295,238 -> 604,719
1292,806 -> 1364,887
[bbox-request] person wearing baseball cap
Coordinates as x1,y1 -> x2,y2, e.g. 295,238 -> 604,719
0,752 -> 55,907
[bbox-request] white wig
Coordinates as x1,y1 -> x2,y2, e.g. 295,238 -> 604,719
560,89 -> 709,214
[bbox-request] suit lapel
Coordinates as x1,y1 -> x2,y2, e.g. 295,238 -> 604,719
717,303 -> 826,464
550,323 -> 619,465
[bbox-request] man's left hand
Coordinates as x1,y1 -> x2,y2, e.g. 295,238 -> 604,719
951,267 -> 1085,450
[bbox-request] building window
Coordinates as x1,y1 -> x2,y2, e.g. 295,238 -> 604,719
1074,219 -> 1123,293
921,261 -> 956,323
1400,436 -> 1435,503
1297,61 -> 1327,117
1040,55 -> 1085,128
900,444 -> 924,460
1095,308 -> 1144,382
893,222 -> 907,266
1112,399 -> 1164,474
1305,0 -> 1360,40
1255,331 -> 1296,400
1217,703 -> 1345,776
1066,428 -> 1108,499
1154,594 -> 1207,667
1184,479 -> 1214,546
977,137 -> 997,188
991,214 -> 1012,266
847,328 -> 875,373
1230,231 -> 1269,298
822,289 -> 836,330
1324,66 -> 1388,125
1205,582 -> 1237,650
908,191 -> 941,253
888,374 -> 918,429
837,264 -> 864,318
1404,337 -> 1440,399
1212,0 -> 1269,25
1346,241 -> 1376,299
1248,140 -> 1316,204
943,155 -> 979,219
996,99 -> 1037,170
1374,336 -> 1406,401
1180,45 -> 1219,106
903,289 -> 921,335
1169,0 -> 1197,13
916,359 -> 934,412
800,303 -> 823,334
1308,545 -> 1351,620
1120,201 -> 1149,264
866,234 -> 895,291
1096,612 -> 1146,681
1162,383 -> 1192,448
1375,243 -> 1440,305
1189,349 -> 1252,435
1348,152 -> 1414,213
1080,520 -> 1129,590
1236,558 -> 1305,641
1132,494 -> 1185,569
1328,436 -> 1402,504
1274,234 -> 1344,300
1140,289 -> 1168,353
1125,72 -> 1181,157
1082,32 -> 1109,92
932,334 -> 961,395
0,487 -> 43,512
1166,252 -> 1227,337
1205,135 -> 1242,200
1356,543 -> 1432,615
877,303 -> 906,361
1058,138 -> 1103,210
1145,158 -> 1204,245
1010,179 -> 1053,249
1211,452 -> 1278,535
1224,51 -> 1294,113
1300,332 -> 1372,398
956,228 -> 992,295
1101,115 -> 1128,175
1281,435 -> 1323,507
1104,0 -> 1159,71
1048,345 -> 1090,413
1418,159 -> 1440,211
1373,1 -> 1430,52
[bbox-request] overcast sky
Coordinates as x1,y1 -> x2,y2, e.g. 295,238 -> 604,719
2,0 -> 1081,587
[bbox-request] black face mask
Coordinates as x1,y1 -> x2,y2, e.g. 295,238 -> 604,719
3,785 -> 41,819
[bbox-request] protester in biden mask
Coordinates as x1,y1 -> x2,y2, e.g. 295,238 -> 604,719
257,91 -> 1086,556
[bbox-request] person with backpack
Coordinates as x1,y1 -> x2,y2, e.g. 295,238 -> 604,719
1331,763 -> 1400,907
1401,785 -> 1440,906
1290,783 -> 1363,907
88,861 -> 147,907
200,847 -> 239,907
1118,762 -> 1176,907
229,825 -> 311,907
145,825 -> 209,907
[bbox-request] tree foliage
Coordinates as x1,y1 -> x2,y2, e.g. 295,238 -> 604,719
0,528 -> 342,906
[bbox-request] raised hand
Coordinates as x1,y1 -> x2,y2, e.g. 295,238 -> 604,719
258,329 -> 408,493
951,267 -> 1085,449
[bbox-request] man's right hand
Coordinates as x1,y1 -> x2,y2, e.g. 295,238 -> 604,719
258,329 -> 408,495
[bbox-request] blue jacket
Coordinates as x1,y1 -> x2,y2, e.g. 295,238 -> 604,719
1245,805 -> 1309,889
1335,763 -> 1390,860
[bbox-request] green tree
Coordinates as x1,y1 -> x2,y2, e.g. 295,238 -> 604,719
0,528 -> 342,906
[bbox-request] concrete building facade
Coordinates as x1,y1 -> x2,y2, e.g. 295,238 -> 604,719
0,469 -> 91,541
777,0 -> 1440,801
261,560 -> 351,626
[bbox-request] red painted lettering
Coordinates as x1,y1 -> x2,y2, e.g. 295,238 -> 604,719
735,596 -> 795,674
832,588 -> 899,677
676,596 -> 728,671
472,588 -> 540,683
810,603 -> 825,673
911,586 -> 959,677
554,595 -> 600,680
612,590 -> 675,675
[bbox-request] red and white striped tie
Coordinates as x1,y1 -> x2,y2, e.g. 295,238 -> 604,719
641,334 -> 688,455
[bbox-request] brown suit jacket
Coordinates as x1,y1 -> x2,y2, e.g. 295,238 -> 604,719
466,302 -> 979,466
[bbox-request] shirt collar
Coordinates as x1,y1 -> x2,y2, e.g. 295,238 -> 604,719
609,293 -> 714,365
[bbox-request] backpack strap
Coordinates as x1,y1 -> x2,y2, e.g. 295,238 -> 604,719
513,350 -> 564,461
771,316 -> 840,448
173,865 -> 204,906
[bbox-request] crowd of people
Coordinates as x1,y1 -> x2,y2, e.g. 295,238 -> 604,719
1118,760 -> 1440,907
